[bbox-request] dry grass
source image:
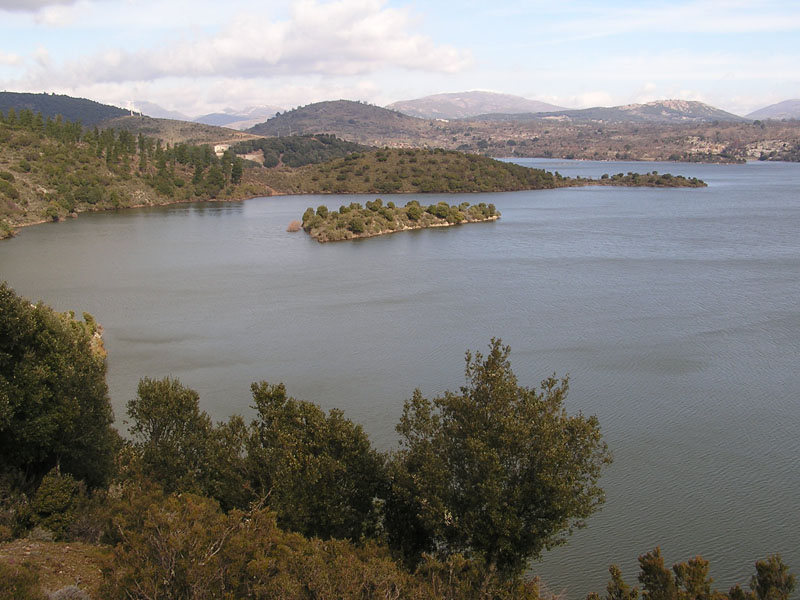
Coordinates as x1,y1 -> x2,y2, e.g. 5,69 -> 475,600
0,539 -> 109,599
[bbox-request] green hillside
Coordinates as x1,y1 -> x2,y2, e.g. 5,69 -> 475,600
0,91 -> 128,126
267,147 -> 566,194
0,109 -> 267,238
232,134 -> 370,167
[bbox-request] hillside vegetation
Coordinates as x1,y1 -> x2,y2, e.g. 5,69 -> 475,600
0,110 -> 706,239
268,147 -> 565,194
0,109 -> 267,237
0,91 -> 128,126
241,99 -> 800,163
231,134 -> 369,167
99,114 -> 258,145
247,99 -> 436,145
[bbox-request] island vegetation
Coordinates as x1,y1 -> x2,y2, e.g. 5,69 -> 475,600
1,283 -> 795,599
300,198 -> 499,242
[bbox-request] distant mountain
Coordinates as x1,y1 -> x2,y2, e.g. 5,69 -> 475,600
131,100 -> 191,121
470,100 -> 747,124
247,100 -> 432,145
386,91 -> 564,120
746,99 -> 800,120
194,105 -> 283,130
0,91 -> 128,126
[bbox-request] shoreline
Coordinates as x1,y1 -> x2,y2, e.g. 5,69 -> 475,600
2,172 -> 704,241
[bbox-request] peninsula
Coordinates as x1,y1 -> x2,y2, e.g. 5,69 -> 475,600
301,199 -> 499,242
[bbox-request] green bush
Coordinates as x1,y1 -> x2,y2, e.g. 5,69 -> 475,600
348,216 -> 365,233
0,562 -> 46,600
0,284 -> 118,488
31,468 -> 82,540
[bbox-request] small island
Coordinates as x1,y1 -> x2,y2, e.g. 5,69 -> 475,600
301,199 -> 499,242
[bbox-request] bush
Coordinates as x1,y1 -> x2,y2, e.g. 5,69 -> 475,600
387,339 -> 611,575
348,216 -> 365,234
0,562 -> 46,600
0,284 -> 118,488
31,468 -> 82,540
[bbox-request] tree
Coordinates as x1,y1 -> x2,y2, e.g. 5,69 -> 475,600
246,382 -> 387,541
750,555 -> 795,600
386,339 -> 611,575
594,551 -> 795,600
0,283 -> 117,488
126,377 -> 213,495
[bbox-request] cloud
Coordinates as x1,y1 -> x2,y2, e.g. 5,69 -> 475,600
541,0 -> 800,44
0,0 -> 76,11
23,0 -> 471,89
0,51 -> 22,65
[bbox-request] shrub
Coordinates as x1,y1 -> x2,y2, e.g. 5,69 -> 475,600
348,216 -> 365,234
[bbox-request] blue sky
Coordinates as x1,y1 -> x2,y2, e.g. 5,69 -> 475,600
1,0 -> 798,116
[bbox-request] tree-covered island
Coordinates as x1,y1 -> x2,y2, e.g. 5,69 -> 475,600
301,198 -> 499,242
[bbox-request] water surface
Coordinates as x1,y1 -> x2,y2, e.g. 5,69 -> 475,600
2,159 -> 798,597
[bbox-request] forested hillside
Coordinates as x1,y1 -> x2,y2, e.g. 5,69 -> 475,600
232,134 -> 369,167
0,92 -> 128,126
0,108 -> 265,237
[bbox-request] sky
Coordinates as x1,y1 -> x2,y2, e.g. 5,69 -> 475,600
0,0 -> 798,117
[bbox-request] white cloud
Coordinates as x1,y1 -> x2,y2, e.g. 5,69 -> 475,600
22,0 -> 471,89
568,91 -> 615,109
551,0 -> 800,39
0,51 -> 21,65
34,46 -> 51,67
0,0 -> 76,11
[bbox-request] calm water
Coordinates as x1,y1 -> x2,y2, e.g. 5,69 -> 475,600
2,159 -> 798,597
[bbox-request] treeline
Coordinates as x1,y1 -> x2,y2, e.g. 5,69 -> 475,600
279,147 -> 566,195
232,134 -> 369,168
1,283 -> 795,599
0,108 -> 250,235
596,171 -> 706,187
0,91 -> 128,127
301,198 -> 499,242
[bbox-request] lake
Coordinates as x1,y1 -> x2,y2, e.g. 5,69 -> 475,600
1,159 -> 798,597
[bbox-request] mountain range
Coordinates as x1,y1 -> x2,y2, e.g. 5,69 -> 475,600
468,99 -> 746,124
746,99 -> 800,120
386,91 -> 564,119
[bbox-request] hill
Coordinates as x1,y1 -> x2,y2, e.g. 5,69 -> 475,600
0,110 -> 272,236
746,99 -> 800,120
386,91 -> 564,119
262,147 -> 703,196
471,100 -> 747,124
0,91 -> 128,126
247,100 -> 435,145
99,115 -> 259,145
231,134 -> 370,167
194,105 -> 282,129
266,148 -> 565,195
131,100 -> 191,121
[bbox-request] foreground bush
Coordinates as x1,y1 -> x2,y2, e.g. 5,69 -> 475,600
101,490 -> 539,600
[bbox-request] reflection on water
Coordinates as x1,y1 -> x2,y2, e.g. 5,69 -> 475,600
1,160 -> 799,597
